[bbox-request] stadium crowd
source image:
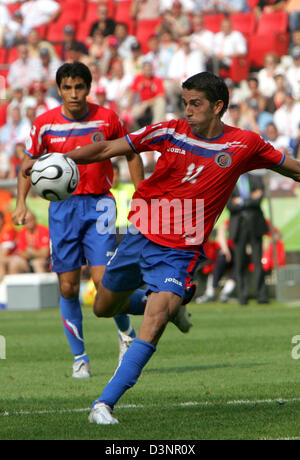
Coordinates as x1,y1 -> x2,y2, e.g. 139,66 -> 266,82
0,0 -> 299,299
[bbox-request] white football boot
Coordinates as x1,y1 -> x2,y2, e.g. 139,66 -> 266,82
171,305 -> 193,333
118,331 -> 134,366
72,359 -> 91,379
88,402 -> 119,425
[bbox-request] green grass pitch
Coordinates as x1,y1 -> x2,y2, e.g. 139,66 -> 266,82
0,301 -> 299,440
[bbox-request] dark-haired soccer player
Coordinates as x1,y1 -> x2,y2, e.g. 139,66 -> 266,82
29,72 -> 300,424
13,62 -> 144,378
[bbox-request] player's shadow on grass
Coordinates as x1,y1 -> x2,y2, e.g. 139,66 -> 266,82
145,362 -> 267,374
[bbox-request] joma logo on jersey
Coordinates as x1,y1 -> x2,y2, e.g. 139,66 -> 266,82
164,278 -> 183,287
167,147 -> 186,155
51,137 -> 66,143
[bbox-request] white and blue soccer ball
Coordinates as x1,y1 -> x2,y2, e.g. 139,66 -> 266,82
30,153 -> 80,202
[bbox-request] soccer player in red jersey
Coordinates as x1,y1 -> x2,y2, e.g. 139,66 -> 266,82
25,72 -> 300,424
13,62 -> 144,379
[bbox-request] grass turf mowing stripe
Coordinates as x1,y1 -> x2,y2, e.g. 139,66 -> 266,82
2,397 -> 300,417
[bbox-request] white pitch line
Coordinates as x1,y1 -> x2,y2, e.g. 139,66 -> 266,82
1,397 -> 300,418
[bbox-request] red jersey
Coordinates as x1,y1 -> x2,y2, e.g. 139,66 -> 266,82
130,75 -> 165,102
25,103 -> 127,195
17,224 -> 49,253
126,120 -> 285,251
0,224 -> 17,255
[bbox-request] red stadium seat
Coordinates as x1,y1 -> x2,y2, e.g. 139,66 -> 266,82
84,0 -> 115,21
229,56 -> 250,83
0,48 -> 7,65
6,46 -> 18,64
46,19 -> 77,42
230,12 -> 257,39
203,14 -> 225,33
56,0 -> 85,24
114,0 -> 135,34
0,102 -> 8,127
135,18 -> 163,53
256,11 -> 288,35
248,32 -> 289,68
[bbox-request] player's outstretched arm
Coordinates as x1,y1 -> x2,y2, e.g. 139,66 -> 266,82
271,157 -> 300,182
13,155 -> 34,226
67,137 -> 134,165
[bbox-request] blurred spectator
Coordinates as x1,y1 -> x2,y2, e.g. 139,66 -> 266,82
255,0 -> 300,33
0,146 -> 10,179
241,97 -> 273,135
0,106 -> 30,158
157,0 -> 191,38
188,13 -> 215,65
160,0 -> 195,13
264,122 -> 293,157
265,73 -> 289,113
3,10 -> 26,48
130,0 -> 161,21
193,0 -> 219,13
196,220 -> 236,304
99,59 -> 133,115
216,0 -> 249,13
114,22 -> 139,60
25,107 -> 37,126
6,85 -> 32,120
7,43 -> 43,90
0,189 -> 12,222
257,52 -> 283,98
127,60 -> 167,128
66,41 -> 92,67
99,35 -> 121,75
89,2 -> 116,40
61,24 -> 88,61
227,173 -> 269,305
20,0 -> 61,35
154,28 -> 178,79
9,142 -> 25,179
88,61 -> 103,104
39,47 -> 62,99
123,41 -> 144,78
27,81 -> 59,117
222,103 -> 244,128
166,37 -> 206,114
213,17 -> 247,71
286,46 -> 300,100
95,83 -> 110,109
27,28 -> 58,60
9,211 -> 50,275
88,29 -> 108,62
273,90 -> 300,140
0,211 -> 17,282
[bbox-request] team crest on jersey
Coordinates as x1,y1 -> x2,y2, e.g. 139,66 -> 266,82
214,152 -> 232,168
92,132 -> 105,143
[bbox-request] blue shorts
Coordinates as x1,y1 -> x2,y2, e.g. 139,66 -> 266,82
49,194 -> 117,274
102,229 -> 205,297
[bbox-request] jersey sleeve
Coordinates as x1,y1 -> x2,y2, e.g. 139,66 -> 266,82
126,121 -> 171,154
246,133 -> 285,171
25,119 -> 47,159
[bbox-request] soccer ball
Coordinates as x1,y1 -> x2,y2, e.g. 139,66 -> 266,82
30,153 -> 80,202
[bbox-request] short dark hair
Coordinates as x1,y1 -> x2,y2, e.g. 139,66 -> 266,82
182,72 -> 229,118
56,62 -> 92,89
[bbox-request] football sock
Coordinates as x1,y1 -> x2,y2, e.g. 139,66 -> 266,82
127,289 -> 147,315
114,314 -> 131,334
94,338 -> 156,409
60,296 -> 86,359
